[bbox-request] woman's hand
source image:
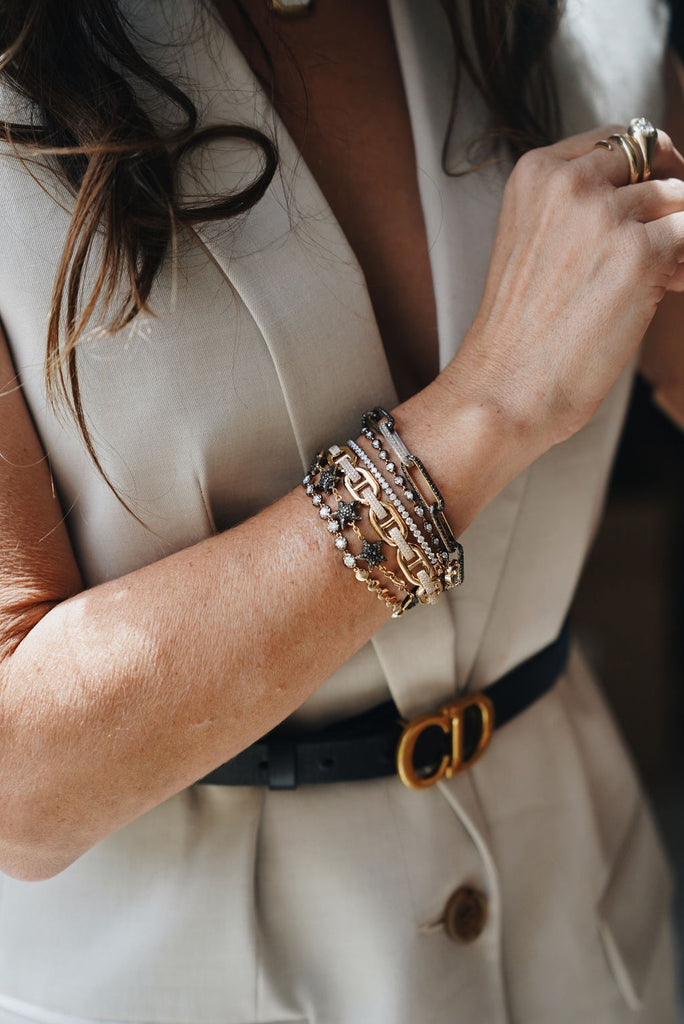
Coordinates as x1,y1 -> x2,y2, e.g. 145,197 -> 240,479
441,125 -> 684,451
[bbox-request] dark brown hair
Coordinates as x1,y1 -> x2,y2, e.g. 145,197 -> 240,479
0,0 -> 277,504
441,0 -> 563,171
0,0 -> 562,503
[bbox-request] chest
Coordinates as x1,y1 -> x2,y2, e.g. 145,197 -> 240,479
213,0 -> 440,400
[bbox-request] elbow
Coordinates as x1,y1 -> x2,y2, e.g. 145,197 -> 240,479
1,854 -> 80,884
0,790 -> 90,880
0,834 -> 84,882
0,769 -> 92,882
0,655 -> 94,882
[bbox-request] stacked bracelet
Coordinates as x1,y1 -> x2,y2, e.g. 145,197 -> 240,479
302,409 -> 464,616
360,407 -> 464,587
346,440 -> 439,568
304,450 -> 413,617
329,445 -> 442,605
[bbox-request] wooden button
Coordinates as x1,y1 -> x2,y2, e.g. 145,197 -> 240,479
443,885 -> 488,942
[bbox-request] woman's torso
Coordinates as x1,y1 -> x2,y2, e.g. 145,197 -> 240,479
0,1 -> 675,1021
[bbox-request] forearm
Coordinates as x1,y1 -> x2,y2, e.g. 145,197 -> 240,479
0,373 -> 528,881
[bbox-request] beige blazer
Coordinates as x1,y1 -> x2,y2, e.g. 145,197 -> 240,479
0,1 -> 677,1021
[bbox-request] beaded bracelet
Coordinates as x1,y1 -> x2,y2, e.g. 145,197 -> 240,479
360,407 -> 464,587
302,409 -> 463,615
346,440 -> 438,567
304,450 -> 414,617
329,445 -> 442,604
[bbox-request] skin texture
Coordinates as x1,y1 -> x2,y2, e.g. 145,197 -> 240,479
2,5 -> 684,881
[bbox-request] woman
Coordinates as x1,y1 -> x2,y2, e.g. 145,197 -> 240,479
0,0 -> 681,1021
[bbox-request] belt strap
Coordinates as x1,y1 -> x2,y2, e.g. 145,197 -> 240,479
198,623 -> 569,790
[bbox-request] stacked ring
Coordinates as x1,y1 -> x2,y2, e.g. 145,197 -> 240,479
594,116 -> 658,185
628,116 -> 657,180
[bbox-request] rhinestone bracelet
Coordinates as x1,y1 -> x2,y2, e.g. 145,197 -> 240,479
328,444 -> 443,605
301,409 -> 464,615
360,407 -> 464,586
346,440 -> 439,566
303,452 -> 413,616
328,445 -> 442,604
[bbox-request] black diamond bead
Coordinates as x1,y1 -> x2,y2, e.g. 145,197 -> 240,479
336,500 -> 360,528
359,538 -> 385,569
318,465 -> 339,493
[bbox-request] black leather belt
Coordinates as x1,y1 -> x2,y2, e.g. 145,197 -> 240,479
198,624 -> 569,791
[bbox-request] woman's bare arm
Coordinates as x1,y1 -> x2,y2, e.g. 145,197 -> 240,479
2,124 -> 684,882
0,327 -> 521,882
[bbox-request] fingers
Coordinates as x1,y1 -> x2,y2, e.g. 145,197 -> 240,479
665,263 -> 684,292
644,210 -> 684,264
649,129 -> 684,180
618,177 -> 684,222
549,125 -> 624,161
545,124 -> 635,187
577,136 -> 645,188
545,125 -> 684,190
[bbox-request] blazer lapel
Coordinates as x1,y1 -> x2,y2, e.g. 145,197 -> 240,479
388,0 -> 531,689
141,0 -> 397,464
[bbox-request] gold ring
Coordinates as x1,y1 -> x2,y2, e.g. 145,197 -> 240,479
628,116 -> 658,181
594,118 -> 658,185
593,133 -> 641,184
610,133 -> 643,184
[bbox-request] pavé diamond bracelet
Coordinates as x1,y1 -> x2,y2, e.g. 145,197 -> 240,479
302,412 -> 463,613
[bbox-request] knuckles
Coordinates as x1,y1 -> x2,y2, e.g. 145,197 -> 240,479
500,132 -> 681,285
513,147 -> 551,178
509,141 -> 614,203
616,220 -> 653,273
506,147 -> 606,223
547,159 -> 589,200
651,175 -> 684,198
655,128 -> 674,161
508,147 -> 556,193
614,221 -> 677,294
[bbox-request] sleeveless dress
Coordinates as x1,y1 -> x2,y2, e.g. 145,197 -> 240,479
0,1 -> 676,1021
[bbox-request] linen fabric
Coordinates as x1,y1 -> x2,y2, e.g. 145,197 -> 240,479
0,0 -> 677,1021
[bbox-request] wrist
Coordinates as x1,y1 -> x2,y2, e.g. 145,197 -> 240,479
391,354 -> 548,536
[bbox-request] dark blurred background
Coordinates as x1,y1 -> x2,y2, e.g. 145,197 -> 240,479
572,376 -> 684,790
569,1 -> 684,1007
570,377 -> 684,927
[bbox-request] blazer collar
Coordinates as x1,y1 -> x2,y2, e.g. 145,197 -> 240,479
132,0 -> 398,466
132,0 -> 527,707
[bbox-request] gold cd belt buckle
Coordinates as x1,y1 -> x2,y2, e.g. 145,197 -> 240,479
396,694 -> 495,790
